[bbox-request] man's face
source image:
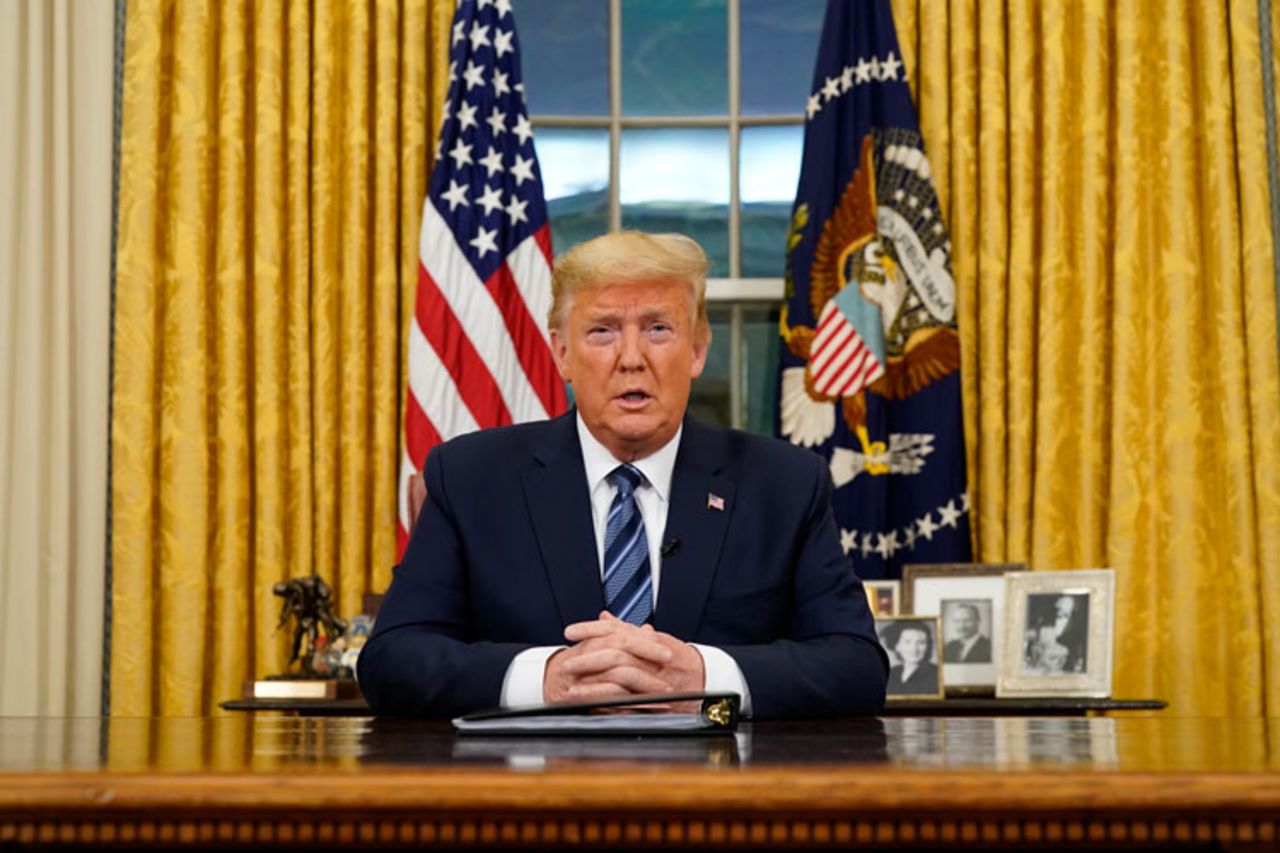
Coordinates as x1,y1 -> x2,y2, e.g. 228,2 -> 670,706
1055,596 -> 1075,619
949,607 -> 979,640
551,277 -> 708,461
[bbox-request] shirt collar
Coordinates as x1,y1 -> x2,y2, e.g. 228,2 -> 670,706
576,412 -> 681,503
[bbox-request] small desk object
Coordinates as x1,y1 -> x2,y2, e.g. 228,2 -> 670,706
1,715 -> 1276,850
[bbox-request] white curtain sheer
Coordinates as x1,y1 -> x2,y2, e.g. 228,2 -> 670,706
0,0 -> 114,716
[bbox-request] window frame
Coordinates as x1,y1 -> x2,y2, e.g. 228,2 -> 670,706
528,0 -> 808,428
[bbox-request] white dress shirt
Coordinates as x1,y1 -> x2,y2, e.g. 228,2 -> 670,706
499,414 -> 753,712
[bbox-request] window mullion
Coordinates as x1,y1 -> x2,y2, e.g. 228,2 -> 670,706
608,0 -> 622,231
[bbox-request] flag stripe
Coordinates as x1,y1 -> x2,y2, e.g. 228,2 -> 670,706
404,391 -> 443,465
414,261 -> 512,430
810,322 -> 856,381
485,258 -> 565,416
420,202 -> 548,423
507,225 -> 555,345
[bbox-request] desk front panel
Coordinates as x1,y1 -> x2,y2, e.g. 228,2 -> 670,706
1,716 -> 1278,849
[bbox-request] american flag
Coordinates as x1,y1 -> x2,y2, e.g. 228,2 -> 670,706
398,0 -> 568,554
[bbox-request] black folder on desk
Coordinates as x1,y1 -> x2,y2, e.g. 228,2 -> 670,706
452,692 -> 740,735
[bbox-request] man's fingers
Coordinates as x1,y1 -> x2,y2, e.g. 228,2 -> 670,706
564,624 -> 674,664
570,665 -> 670,696
560,646 -> 660,677
564,681 -> 632,701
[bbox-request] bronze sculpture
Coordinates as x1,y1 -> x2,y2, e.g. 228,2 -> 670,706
273,574 -> 348,677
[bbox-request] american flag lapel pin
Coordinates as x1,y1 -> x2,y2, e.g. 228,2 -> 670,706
707,492 -> 725,511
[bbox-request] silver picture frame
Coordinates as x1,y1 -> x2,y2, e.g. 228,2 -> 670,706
997,569 -> 1116,698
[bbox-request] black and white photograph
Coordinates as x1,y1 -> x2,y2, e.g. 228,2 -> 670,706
941,599 -> 993,664
998,570 -> 1116,699
901,563 -> 1021,694
876,617 -> 944,700
1022,592 -> 1090,675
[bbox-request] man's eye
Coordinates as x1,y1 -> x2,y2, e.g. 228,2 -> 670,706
647,323 -> 673,338
586,327 -> 614,341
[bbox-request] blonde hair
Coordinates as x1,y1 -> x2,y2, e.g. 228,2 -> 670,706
549,231 -> 711,342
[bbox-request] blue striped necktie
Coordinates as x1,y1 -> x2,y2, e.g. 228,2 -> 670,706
602,464 -> 653,625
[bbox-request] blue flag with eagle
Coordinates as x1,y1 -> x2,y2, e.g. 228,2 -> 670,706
779,0 -> 970,578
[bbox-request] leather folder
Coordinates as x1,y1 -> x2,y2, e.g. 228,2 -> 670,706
452,691 -> 740,735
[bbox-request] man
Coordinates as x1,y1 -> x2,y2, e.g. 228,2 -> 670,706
942,602 -> 991,664
358,231 -> 888,719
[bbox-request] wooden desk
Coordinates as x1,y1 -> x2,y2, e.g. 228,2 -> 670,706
1,716 -> 1277,850
219,696 -> 1167,716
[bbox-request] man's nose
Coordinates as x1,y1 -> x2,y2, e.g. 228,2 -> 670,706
617,326 -> 646,369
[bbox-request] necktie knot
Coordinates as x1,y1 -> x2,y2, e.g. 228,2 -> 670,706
608,464 -> 643,498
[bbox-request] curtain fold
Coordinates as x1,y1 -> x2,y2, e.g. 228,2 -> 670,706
111,0 -> 450,716
892,0 -> 1280,715
0,0 -> 113,717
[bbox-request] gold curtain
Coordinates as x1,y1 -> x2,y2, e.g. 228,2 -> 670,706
111,0 -> 454,716
891,0 -> 1280,715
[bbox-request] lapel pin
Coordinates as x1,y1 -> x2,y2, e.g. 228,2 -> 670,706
707,493 -> 725,511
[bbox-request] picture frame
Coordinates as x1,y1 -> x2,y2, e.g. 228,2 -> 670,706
997,569 -> 1116,699
875,616 -> 945,701
864,580 -> 901,617
900,563 -> 1025,696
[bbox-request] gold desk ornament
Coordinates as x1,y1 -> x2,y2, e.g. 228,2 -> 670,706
703,697 -> 736,728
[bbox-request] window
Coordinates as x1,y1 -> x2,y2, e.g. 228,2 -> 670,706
518,0 -> 825,435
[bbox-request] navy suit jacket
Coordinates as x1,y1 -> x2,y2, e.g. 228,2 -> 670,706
357,412 -> 888,718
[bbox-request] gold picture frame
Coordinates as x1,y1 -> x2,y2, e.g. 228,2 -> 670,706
997,569 -> 1116,698
900,563 -> 1025,696
864,580 -> 901,617
875,616 -> 945,701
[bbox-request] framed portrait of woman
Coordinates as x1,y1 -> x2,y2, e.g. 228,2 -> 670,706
874,616 -> 945,700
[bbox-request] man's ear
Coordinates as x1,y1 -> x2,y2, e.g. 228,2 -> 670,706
550,327 -> 572,382
689,329 -> 710,380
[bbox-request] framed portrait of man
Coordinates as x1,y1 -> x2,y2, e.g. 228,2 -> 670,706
997,569 -> 1116,698
864,580 -> 900,617
875,617 -> 945,700
900,563 -> 1024,696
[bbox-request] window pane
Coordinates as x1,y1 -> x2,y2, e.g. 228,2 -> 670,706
622,0 -> 727,116
740,0 -> 825,115
742,305 -> 782,436
739,125 -> 802,277
689,305 -> 732,427
516,0 -> 608,115
535,128 -> 610,252
621,128 -> 729,275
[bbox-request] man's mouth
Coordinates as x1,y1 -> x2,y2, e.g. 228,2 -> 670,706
616,390 -> 651,405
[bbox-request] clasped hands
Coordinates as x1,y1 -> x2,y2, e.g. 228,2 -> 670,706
543,612 -> 705,712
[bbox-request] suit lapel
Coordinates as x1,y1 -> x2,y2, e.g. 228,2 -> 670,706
653,417 -> 734,639
521,413 -> 605,626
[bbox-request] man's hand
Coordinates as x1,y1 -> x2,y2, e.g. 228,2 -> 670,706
543,612 -> 706,710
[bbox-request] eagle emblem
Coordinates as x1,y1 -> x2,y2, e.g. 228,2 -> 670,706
781,128 -> 960,484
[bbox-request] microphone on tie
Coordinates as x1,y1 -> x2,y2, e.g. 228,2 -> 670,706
661,538 -> 681,557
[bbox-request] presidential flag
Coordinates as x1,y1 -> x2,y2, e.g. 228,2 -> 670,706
778,0 -> 970,578
398,0 -> 568,554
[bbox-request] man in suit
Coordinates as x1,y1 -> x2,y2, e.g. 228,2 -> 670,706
942,601 -> 992,664
357,231 -> 888,719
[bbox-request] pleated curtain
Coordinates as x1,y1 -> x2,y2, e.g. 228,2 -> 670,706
110,0 -> 453,716
892,0 -> 1280,715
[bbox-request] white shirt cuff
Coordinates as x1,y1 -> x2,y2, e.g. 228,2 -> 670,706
500,645 -> 565,707
691,643 -> 753,717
